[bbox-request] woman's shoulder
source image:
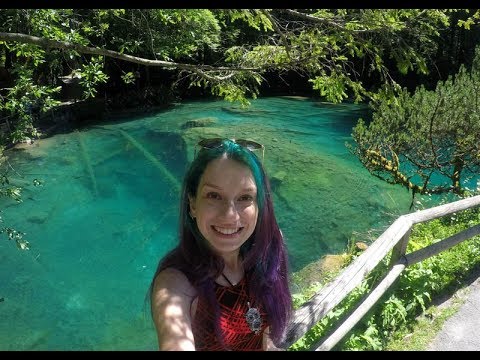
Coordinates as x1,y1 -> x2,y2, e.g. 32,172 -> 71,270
153,267 -> 196,298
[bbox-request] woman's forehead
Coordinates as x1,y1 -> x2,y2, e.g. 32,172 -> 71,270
200,157 -> 256,190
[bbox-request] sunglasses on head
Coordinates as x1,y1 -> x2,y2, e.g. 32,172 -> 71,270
194,138 -> 265,161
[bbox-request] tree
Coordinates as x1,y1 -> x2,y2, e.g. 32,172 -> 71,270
0,9 -> 456,100
350,46 -> 480,201
0,8 -> 474,145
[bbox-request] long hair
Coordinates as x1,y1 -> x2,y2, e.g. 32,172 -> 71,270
149,139 -> 292,346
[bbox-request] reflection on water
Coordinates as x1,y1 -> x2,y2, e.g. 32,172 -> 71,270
0,97 -> 434,350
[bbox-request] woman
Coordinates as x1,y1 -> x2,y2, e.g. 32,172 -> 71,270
149,138 -> 292,351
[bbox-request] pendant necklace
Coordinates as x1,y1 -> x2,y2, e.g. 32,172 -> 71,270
222,272 -> 263,335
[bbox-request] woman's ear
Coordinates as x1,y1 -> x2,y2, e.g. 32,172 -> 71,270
188,195 -> 196,218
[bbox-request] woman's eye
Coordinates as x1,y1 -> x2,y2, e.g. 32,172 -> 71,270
206,192 -> 221,200
238,194 -> 254,201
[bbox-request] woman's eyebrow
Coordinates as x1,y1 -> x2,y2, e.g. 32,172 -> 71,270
202,183 -> 256,193
201,182 -> 222,190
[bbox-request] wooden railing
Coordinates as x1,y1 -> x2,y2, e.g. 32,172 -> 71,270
278,194 -> 480,351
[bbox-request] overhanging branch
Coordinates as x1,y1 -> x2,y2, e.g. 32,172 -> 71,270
0,31 -> 259,75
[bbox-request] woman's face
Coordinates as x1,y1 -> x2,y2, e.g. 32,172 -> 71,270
189,155 -> 259,256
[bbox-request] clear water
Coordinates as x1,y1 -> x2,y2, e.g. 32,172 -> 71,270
0,97 -> 444,350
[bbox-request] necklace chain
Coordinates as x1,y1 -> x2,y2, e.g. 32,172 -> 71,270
222,272 -> 235,286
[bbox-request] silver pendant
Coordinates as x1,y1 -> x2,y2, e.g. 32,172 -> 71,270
245,302 -> 262,334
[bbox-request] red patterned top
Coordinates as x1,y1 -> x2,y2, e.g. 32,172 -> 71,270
192,275 -> 268,351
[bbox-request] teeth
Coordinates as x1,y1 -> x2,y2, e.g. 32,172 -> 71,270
214,226 -> 240,235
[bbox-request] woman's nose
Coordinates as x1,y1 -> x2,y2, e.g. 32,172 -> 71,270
220,200 -> 240,218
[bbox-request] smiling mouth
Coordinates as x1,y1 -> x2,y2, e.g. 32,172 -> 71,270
212,226 -> 243,235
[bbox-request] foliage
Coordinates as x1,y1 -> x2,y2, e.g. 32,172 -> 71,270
78,56 -> 109,99
457,9 -> 480,30
0,67 -> 61,143
144,9 -> 222,60
350,45 -> 480,199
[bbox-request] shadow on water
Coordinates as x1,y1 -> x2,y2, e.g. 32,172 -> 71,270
0,97 -> 436,350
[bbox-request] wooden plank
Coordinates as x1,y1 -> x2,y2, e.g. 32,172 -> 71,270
405,224 -> 480,266
280,215 -> 413,348
389,228 -> 411,268
313,263 -> 406,351
406,195 -> 480,224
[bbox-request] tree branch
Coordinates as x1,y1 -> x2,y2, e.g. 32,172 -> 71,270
259,10 -> 292,58
0,31 -> 259,74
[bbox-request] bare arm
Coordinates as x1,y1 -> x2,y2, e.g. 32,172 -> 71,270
262,328 -> 270,351
151,268 -> 197,351
263,327 -> 286,351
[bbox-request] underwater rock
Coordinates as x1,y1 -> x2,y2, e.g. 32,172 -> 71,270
181,117 -> 217,129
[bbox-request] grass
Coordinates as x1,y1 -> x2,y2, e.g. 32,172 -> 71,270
385,265 -> 479,351
385,293 -> 466,350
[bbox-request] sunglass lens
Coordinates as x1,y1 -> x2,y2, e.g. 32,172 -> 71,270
198,138 -> 223,149
197,138 -> 263,153
236,140 -> 263,151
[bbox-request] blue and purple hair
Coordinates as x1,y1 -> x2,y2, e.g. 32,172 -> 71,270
150,139 -> 292,346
